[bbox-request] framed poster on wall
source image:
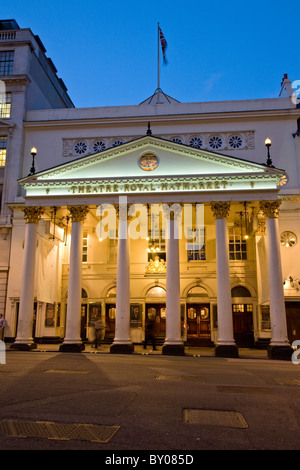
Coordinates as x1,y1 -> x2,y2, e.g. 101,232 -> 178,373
130,304 -> 142,326
45,303 -> 55,327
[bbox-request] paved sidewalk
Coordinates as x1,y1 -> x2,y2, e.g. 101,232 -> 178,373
5,341 -> 269,359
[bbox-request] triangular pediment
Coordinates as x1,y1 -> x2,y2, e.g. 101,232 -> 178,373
20,135 -> 284,181
19,135 -> 287,201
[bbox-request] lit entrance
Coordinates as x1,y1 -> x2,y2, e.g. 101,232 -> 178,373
145,286 -> 166,341
105,287 -> 116,340
186,304 -> 211,345
231,286 -> 254,347
186,286 -> 212,346
285,301 -> 300,344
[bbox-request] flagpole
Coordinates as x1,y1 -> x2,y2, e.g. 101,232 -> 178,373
157,22 -> 160,93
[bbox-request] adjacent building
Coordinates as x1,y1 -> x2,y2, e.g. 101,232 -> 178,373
1,19 -> 299,359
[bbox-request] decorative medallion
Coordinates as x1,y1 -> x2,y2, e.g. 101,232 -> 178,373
280,231 -> 297,248
138,153 -> 159,171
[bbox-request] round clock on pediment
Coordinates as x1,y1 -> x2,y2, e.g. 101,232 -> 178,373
138,153 -> 159,171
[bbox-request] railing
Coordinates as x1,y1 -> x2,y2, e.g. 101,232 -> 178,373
0,31 -> 16,40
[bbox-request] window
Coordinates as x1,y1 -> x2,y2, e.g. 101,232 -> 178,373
187,227 -> 206,261
0,51 -> 14,75
82,231 -> 88,263
0,137 -> 7,166
0,93 -> 11,118
108,236 -> 118,263
147,227 -> 166,261
229,226 -> 247,260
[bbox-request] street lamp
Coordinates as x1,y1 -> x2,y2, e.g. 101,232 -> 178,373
29,146 -> 37,175
265,138 -> 273,167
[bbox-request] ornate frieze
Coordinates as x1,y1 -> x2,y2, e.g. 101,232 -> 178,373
62,131 -> 255,157
67,205 -> 89,222
210,201 -> 231,219
259,200 -> 281,218
23,206 -> 44,224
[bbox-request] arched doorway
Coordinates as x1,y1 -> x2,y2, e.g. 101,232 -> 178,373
105,287 -> 116,340
186,286 -> 212,346
231,286 -> 254,347
145,286 -> 166,341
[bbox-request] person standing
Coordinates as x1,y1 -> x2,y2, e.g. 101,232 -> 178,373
0,314 -> 7,341
93,316 -> 105,349
144,316 -> 157,350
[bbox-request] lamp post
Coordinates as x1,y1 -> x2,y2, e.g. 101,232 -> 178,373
265,138 -> 273,167
29,147 -> 37,175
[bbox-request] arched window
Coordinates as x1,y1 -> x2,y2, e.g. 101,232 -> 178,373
231,286 -> 251,297
187,286 -> 208,298
106,287 -> 117,298
146,286 -> 166,298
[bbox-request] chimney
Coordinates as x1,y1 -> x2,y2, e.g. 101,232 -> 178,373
279,73 -> 293,98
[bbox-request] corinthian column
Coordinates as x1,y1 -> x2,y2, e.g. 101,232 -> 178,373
59,205 -> 89,352
260,200 -> 292,360
211,202 -> 238,358
110,201 -> 134,353
11,206 -> 44,350
162,207 -> 184,355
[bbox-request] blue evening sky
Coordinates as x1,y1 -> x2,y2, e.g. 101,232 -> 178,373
2,0 -> 299,108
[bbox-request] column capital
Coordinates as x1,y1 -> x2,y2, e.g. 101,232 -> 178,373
23,206 -> 44,224
210,201 -> 231,219
259,200 -> 281,218
67,205 -> 89,222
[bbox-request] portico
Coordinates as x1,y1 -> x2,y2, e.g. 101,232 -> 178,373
8,135 -> 293,359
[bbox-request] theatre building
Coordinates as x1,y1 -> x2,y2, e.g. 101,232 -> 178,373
1,20 -> 299,359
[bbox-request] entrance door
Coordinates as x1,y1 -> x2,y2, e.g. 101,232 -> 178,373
80,304 -> 88,341
186,303 -> 211,346
285,302 -> 300,344
105,303 -> 116,340
232,304 -> 254,347
146,303 -> 166,339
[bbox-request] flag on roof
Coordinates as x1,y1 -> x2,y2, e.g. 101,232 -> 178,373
159,27 -> 168,64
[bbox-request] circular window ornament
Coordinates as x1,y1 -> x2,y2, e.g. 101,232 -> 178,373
229,135 -> 243,149
138,153 -> 159,171
280,231 -> 297,248
209,136 -> 223,149
93,141 -> 106,153
74,141 -> 88,154
189,137 -> 202,149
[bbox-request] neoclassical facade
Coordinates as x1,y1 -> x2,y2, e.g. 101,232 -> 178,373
0,20 -> 299,360
6,134 -> 293,359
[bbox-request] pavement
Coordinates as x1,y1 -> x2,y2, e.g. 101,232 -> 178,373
1,341 -> 299,453
5,341 -> 270,359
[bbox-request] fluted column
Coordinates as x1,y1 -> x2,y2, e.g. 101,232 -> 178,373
162,209 -> 184,355
11,206 -> 44,350
110,203 -> 133,353
211,202 -> 238,357
260,200 -> 292,360
59,205 -> 89,352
